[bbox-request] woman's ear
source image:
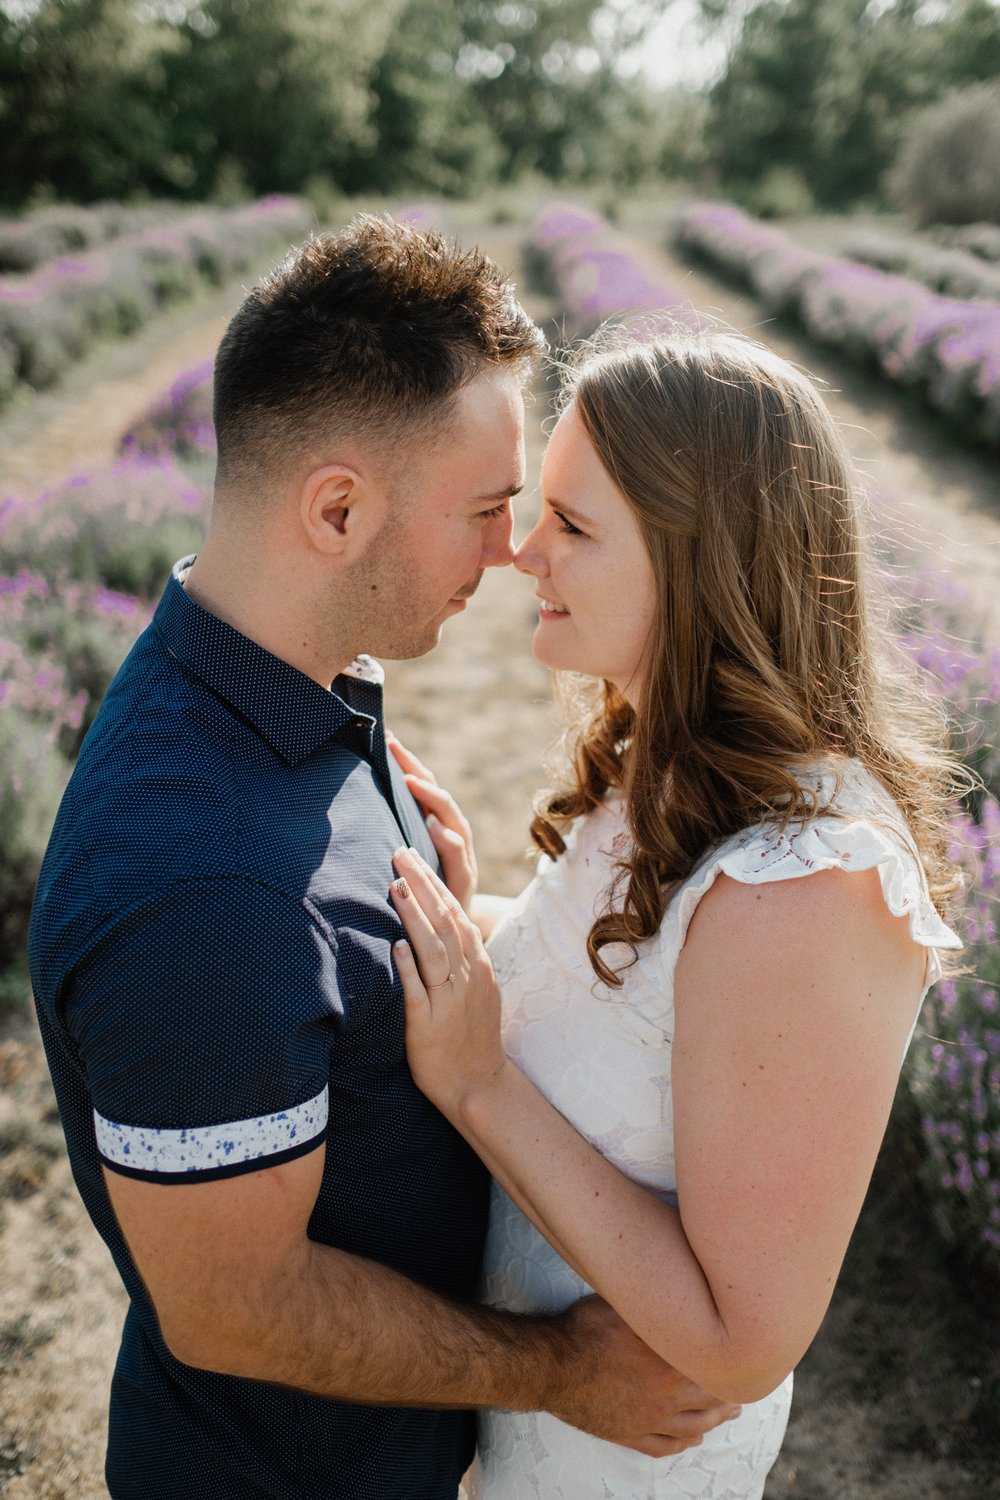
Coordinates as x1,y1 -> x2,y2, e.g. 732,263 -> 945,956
299,463 -> 382,558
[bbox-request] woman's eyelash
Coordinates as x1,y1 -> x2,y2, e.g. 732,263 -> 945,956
555,511 -> 583,535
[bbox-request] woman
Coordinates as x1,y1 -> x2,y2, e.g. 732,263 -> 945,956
388,328 -> 962,1499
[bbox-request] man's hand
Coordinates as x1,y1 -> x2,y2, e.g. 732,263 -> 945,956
550,1296 -> 740,1458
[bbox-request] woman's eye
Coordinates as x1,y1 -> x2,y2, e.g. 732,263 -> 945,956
555,511 -> 583,536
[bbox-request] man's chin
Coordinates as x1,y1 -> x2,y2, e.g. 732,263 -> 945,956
375,626 -> 444,663
367,598 -> 471,662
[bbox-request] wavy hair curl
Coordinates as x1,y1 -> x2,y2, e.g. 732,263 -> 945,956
530,328 -> 964,987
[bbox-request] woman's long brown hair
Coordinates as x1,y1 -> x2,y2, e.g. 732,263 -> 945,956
530,329 -> 965,987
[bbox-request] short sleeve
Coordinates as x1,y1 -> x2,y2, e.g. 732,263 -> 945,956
669,810 -> 962,991
69,879 -> 339,1183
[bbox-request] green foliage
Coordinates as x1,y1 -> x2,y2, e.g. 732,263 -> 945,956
740,165 -> 814,219
888,82 -> 1000,227
703,0 -> 1000,211
0,709 -> 71,975
0,0 -> 177,204
3,2 -> 995,240
350,0 -> 502,197
0,0 -> 673,205
349,0 -> 674,195
155,0 -> 405,200
0,0 -> 404,204
0,475 -> 207,602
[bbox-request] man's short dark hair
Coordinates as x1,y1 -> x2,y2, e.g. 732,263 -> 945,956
212,215 -> 544,500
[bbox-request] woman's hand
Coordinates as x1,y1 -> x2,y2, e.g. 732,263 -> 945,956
389,846 -> 508,1122
388,734 -> 478,916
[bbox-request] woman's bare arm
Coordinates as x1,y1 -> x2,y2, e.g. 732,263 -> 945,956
391,850 -> 926,1404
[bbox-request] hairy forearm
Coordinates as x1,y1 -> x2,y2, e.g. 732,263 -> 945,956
454,1063 -> 775,1402
177,1233 -> 569,1412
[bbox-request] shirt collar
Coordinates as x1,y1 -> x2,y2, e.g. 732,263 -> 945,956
151,557 -> 382,766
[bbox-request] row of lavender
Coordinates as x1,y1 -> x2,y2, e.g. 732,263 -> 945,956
674,202 -> 1000,447
935,223 -> 1000,264
0,201 -> 189,274
528,201 -> 999,1277
841,229 -> 1000,304
0,370 -> 215,1005
0,195 -> 312,408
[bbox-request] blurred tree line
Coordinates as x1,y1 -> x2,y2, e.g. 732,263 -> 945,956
701,0 -> 1000,214
0,0 -> 675,205
0,0 -> 998,212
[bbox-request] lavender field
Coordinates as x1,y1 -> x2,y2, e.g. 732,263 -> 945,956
0,200 -> 998,1498
674,201 -> 1000,447
0,197 -> 312,408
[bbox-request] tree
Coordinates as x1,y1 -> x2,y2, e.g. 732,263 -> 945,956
351,0 -> 668,192
456,0 -> 660,182
156,0 -> 405,199
343,0 -> 501,196
700,0 -> 1000,210
889,81 -> 1000,225
0,0 -> 173,203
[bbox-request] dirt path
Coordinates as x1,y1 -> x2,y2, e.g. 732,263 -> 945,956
0,281 -> 251,496
1,215 -> 997,1498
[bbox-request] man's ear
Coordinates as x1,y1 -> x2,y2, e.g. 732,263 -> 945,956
299,464 -> 382,558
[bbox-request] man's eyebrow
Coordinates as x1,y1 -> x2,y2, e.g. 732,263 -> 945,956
474,480 -> 524,503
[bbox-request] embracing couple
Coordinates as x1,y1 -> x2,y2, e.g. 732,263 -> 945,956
29,217 -> 959,1500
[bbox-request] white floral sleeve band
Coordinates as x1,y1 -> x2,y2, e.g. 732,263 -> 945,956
94,1086 -> 329,1183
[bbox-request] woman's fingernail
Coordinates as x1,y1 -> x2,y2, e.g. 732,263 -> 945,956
427,814 -> 440,829
394,878 -> 410,899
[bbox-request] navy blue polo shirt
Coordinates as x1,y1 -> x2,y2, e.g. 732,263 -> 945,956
28,558 -> 490,1500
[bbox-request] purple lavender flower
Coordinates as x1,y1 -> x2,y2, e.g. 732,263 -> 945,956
673,202 -> 1000,444
533,201 -> 699,339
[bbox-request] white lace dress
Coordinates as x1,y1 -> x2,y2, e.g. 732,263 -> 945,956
469,760 -> 960,1500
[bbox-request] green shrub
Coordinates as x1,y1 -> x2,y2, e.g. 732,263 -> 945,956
303,175 -> 344,228
0,457 -> 209,601
889,84 -> 1000,228
0,706 -> 72,977
6,578 -> 153,756
907,798 -> 1000,1284
0,337 -> 17,406
740,166 -> 815,221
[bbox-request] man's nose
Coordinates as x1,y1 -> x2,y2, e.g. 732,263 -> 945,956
481,508 -> 516,568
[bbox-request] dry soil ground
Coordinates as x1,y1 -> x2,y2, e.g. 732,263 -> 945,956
1,213 -> 998,1498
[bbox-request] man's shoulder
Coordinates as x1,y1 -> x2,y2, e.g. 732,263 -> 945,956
59,642 -> 242,857
31,632 -> 277,968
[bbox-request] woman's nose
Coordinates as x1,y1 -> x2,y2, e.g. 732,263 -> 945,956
513,522 -> 547,577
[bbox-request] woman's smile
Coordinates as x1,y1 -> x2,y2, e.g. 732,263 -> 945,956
514,405 -> 657,703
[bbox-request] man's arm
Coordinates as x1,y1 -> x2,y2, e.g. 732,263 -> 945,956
104,1144 -> 738,1457
82,878 -> 735,1454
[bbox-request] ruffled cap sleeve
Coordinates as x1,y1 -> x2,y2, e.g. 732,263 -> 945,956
668,769 -> 961,995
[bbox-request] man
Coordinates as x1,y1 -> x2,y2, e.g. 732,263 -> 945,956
28,218 -> 736,1499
